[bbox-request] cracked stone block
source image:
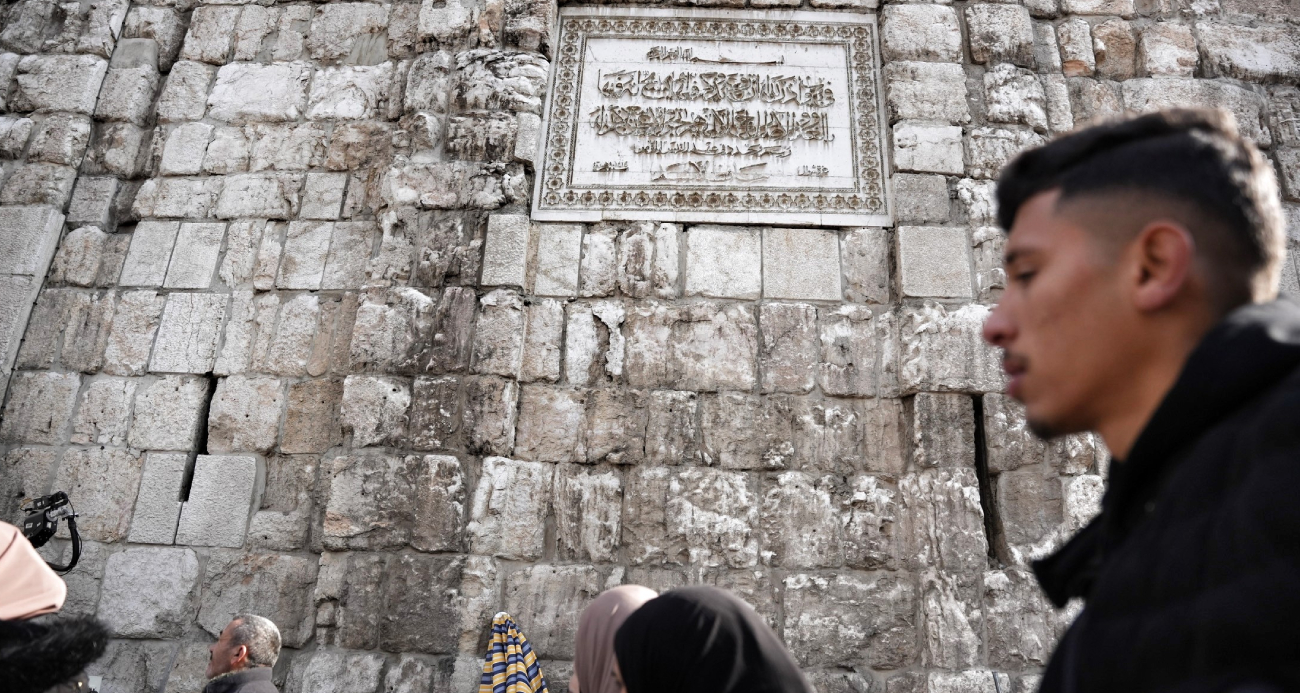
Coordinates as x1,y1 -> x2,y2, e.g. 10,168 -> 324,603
983,568 -> 1068,668
894,174 -> 951,224
341,375 -> 411,448
67,177 -> 118,229
159,122 -> 213,176
894,122 -> 964,175
71,376 -> 135,446
198,551 -> 317,647
514,385 -> 586,463
204,127 -> 251,175
898,467 -> 988,573
1139,23 -> 1197,78
95,64 -> 160,127
286,651 -> 386,693
0,371 -> 79,445
910,393 -> 976,468
503,564 -> 606,660
1064,473 -> 1103,532
795,398 -> 906,476
684,225 -> 761,299
163,222 -> 223,289
1092,19 -> 1136,82
208,62 -> 312,123
27,113 -> 92,166
1121,78 -> 1270,147
409,376 -> 460,451
881,5 -> 962,63
967,5 -> 1035,68
818,305 -> 880,397
763,227 -> 840,301
86,123 -> 148,178
277,220 -> 332,289
760,302 -> 818,394
323,453 -> 465,552
623,466 -> 759,569
98,547 -> 199,638
580,225 -> 617,298
618,221 -> 679,300
301,172 -> 347,220
157,60 -> 216,122
1058,19 -> 1095,78
885,61 -> 970,125
783,572 -> 918,669
966,127 -> 1047,180
308,63 -> 397,120
898,226 -> 974,298
532,223 -> 581,297
0,162 -> 77,206
481,214 -> 530,287
282,378 -> 344,454
208,376 -> 284,454
521,300 -> 564,382
215,172 -> 303,220
128,375 -> 210,451
451,49 -> 548,115
760,472 -> 844,569
175,454 -> 260,548
921,570 -> 983,669
985,64 -> 1048,134
53,447 -> 143,543
150,293 -> 227,373
131,177 -> 221,219
583,388 -> 648,465
471,289 -> 525,377
842,227 -> 889,304
103,290 -> 164,376
128,452 -> 187,545
181,6 -> 238,63
699,393 -> 795,470
554,464 -> 622,563
12,55 -> 108,114
467,456 -> 552,560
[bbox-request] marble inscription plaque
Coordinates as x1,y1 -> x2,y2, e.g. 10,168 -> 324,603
532,7 -> 891,226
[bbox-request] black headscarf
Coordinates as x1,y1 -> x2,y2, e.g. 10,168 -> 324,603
612,586 -> 813,693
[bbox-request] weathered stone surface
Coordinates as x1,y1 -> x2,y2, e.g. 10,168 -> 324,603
966,127 -> 1047,180
784,572 -> 917,669
699,392 -> 795,470
618,221 -> 679,300
843,474 -> 900,571
302,172 -> 347,220
471,289 -> 525,377
842,227 -> 890,304
685,225 -> 761,299
127,452 -> 186,545
985,64 -> 1049,133
520,300 -> 564,382
71,376 -> 135,446
287,650 -> 386,693
307,3 -> 391,63
103,290 -> 164,375
881,5 -> 963,63
481,214 -> 530,287
624,466 -> 759,569
246,454 -> 317,551
27,113 -> 92,166
0,371 -> 79,444
531,223 -> 581,297
0,163 -> 77,206
760,303 -> 819,394
795,397 -> 906,476
88,640 -> 179,693
0,448 -> 57,521
884,61 -> 970,125
554,464 -> 622,562
207,376 -> 284,454
763,227 -> 841,301
1057,18 -> 1095,78
584,388 -> 648,465
198,551 -> 317,647
893,175 -> 951,225
380,553 -> 466,653
309,63 -> 397,120
97,547 -> 199,637
175,454 -> 260,548
163,223 -> 223,289
998,468 -> 1065,564
50,227 -> 108,287
898,468 -> 988,573
95,64 -> 160,127
464,376 -> 518,455
1092,18 -> 1136,81
898,226 -> 974,298
644,390 -> 699,466
503,564 -> 606,659
1062,0 -> 1133,14
819,305 -> 880,397
760,471 -> 844,569
409,376 -> 460,451
967,5 -> 1035,67
983,568 -> 1067,668
921,570 -> 983,669
0,116 -> 34,159
1066,77 -> 1123,126
894,123 -> 964,175
341,375 -> 411,448
159,122 -> 212,176
208,62 -> 312,122
452,49 -> 548,114
157,60 -> 215,122
324,453 -> 464,552
513,384 -> 585,462
1198,23 -> 1300,85
52,447 -> 143,543
12,55 -> 108,114
1121,78 -> 1270,147
910,393 -> 976,469
128,375 -> 208,451
468,456 -> 552,560
150,293 -> 227,373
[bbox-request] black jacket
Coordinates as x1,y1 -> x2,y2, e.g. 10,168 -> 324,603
1035,299 -> 1300,693
202,668 -> 278,693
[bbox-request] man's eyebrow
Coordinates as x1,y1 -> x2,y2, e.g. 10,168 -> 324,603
1003,247 -> 1040,265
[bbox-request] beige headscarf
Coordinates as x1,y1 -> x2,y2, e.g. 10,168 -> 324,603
573,585 -> 657,693
0,521 -> 65,620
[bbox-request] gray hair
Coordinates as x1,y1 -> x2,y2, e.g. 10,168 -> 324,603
229,614 -> 281,668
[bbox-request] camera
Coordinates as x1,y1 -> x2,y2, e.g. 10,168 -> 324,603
20,491 -> 81,573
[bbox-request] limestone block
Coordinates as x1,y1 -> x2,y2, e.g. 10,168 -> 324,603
95,64 -> 159,127
925,671 -> 1014,693
795,398 -> 906,476
759,302 -> 818,394
451,49 -> 549,115
1042,75 -> 1074,135
207,376 -> 284,454
381,160 -> 510,210
180,6 -> 238,63
48,448 -> 141,544
519,301 -> 563,383
967,127 -> 1047,180
894,122 -> 964,175
131,177 -> 221,219
910,393 -> 976,468
378,553 -> 466,653
348,287 -> 475,374
624,466 -> 759,569
1058,19 -> 1095,78
783,572 -> 917,669
0,162 -> 77,207
341,375 -> 411,448
513,384 -> 585,462
321,221 -> 373,289
1034,21 -> 1063,73
580,224 -> 617,297
155,61 -> 215,122
175,454 -> 260,548
124,7 -> 185,71
1198,23 -> 1300,85
97,547 -> 199,637
418,0 -> 476,46
203,127 -> 250,175
13,289 -> 66,370
0,116 -> 33,158
247,122 -> 328,172
884,61 -> 970,125
0,448 -> 57,522
322,454 -> 464,552
0,205 -> 63,277
27,113 -> 92,166
530,223 -> 581,297
103,290 -> 164,375
71,376 -> 135,446
880,5 -> 962,63
0,371 -> 79,444
446,113 -> 517,162
158,122 -> 212,176
985,64 -> 1048,133
481,214 -> 530,287
1136,24 -> 1196,78
843,474 -> 899,570
684,225 -> 761,299
893,174 -> 951,225
966,5 -> 1036,68
998,469 -> 1064,563
1062,0 -> 1134,13
197,551 -> 316,648
286,650 -> 386,693
215,172 -> 303,220
162,222 -> 223,289
983,393 -> 1047,473
272,220 -> 330,289
760,472 -> 844,569
12,55 -> 108,114
983,568 -> 1067,669
891,302 -> 1002,394
1122,78 -> 1270,147
502,564 -> 605,660
618,221 -> 679,300
1088,19 -> 1134,82
149,293 -> 227,373
468,456 -> 552,560
471,289 -> 525,377
819,305 -> 880,397
295,172 -> 347,221
405,51 -> 454,115
577,385 -> 642,462
763,227 -> 841,301
85,123 -> 149,178
308,64 -> 396,120
898,226 -> 974,298
407,376 -> 458,451
1066,77 -> 1123,126
280,379 -> 344,455
515,112 -> 541,164
128,375 -> 208,451
563,301 -> 620,388
128,452 -> 187,545
67,177 -> 118,230
669,303 -> 758,392
1278,149 -> 1300,203
920,569 -> 983,669
208,62 -> 312,123
898,467 -> 988,573
554,464 -> 622,562
699,393 -> 795,470
307,3 -> 390,62
842,227 -> 890,304
644,390 -> 699,466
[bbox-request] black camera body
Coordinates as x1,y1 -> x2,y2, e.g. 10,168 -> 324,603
20,491 -> 80,573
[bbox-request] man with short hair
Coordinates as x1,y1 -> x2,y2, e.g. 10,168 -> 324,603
983,108 -> 1300,691
203,614 -> 282,693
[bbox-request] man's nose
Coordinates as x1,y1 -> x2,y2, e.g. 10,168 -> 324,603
982,302 -> 1015,347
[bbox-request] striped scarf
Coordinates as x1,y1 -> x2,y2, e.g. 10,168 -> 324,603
478,612 -> 550,693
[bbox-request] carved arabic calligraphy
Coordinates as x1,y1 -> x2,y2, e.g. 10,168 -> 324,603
593,161 -> 629,172
796,165 -> 829,176
646,45 -> 785,65
631,140 -> 792,157
598,70 -> 834,107
650,160 -> 770,182
590,105 -> 834,142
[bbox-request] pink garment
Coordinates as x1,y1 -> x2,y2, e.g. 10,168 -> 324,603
0,521 -> 65,620
573,586 -> 657,693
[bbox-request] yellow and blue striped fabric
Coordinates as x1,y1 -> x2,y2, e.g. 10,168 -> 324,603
478,612 -> 550,693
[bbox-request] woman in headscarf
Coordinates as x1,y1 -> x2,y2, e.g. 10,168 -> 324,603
612,586 -> 813,693
571,585 -> 657,693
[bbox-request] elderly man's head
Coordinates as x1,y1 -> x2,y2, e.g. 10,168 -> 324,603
206,614 -> 281,680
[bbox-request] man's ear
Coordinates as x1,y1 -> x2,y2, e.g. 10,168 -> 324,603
1130,220 -> 1196,312
233,644 -> 250,667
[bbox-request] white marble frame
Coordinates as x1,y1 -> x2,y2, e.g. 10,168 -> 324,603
531,5 -> 894,227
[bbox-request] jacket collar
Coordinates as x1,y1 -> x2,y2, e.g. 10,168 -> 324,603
203,667 -> 273,693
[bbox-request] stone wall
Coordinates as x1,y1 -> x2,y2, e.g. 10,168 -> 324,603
0,0 -> 1296,690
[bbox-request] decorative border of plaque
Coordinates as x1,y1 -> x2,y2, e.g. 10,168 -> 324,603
531,6 -> 892,227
